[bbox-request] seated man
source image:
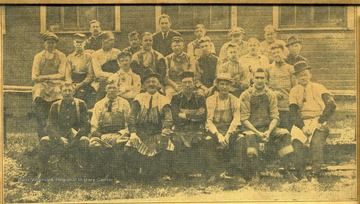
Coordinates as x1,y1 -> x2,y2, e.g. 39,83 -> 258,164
165,36 -> 195,99
267,43 -> 296,131
217,43 -> 250,97
91,31 -> 121,101
260,25 -> 288,63
66,33 -> 96,109
187,24 -> 216,60
126,71 -> 175,180
89,80 -> 131,182
289,61 -> 336,181
285,36 -> 308,66
239,68 -> 294,181
32,32 -> 66,138
205,73 -> 241,183
123,31 -> 143,56
108,52 -> 141,102
36,82 -> 90,185
170,71 -> 206,176
219,27 -> 247,63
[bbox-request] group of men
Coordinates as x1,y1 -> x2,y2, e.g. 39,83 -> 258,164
32,14 -> 336,185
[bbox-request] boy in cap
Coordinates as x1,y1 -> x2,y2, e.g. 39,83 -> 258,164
165,36 -> 196,99
66,33 -> 96,109
285,36 -> 308,66
85,20 -> 103,53
91,31 -> 121,101
187,24 -> 216,60
260,25 -> 288,63
289,61 -> 336,181
32,31 -> 66,138
267,43 -> 297,131
219,27 -> 247,63
108,51 -> 141,102
152,14 -> 181,57
123,31 -> 143,56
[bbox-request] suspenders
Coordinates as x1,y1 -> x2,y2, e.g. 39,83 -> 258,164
57,98 -> 80,121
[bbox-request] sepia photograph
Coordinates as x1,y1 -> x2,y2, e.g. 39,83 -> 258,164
1,4 -> 358,203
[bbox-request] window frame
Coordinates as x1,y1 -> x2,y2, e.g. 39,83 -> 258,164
40,5 -> 121,33
273,5 -> 355,31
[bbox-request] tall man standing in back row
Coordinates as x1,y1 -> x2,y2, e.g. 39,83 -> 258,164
85,20 -> 103,53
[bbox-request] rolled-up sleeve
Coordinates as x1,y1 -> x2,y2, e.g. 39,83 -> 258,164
226,97 -> 241,136
206,96 -> 218,134
240,91 -> 251,122
268,91 -> 280,120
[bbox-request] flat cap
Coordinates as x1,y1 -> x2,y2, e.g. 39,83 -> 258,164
286,36 -> 301,47
215,73 -> 234,84
42,32 -> 59,42
171,36 -> 184,43
228,27 -> 245,36
73,33 -> 87,41
178,71 -> 195,81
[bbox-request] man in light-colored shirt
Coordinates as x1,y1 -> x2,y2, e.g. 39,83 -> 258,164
187,24 -> 216,60
260,25 -> 288,63
219,27 -> 247,63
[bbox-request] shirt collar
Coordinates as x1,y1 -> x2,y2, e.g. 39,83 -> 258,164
180,91 -> 195,100
118,69 -> 133,75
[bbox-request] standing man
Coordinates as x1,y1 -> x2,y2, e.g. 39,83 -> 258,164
285,36 -> 308,66
260,25 -> 288,63
85,20 -> 102,53
239,68 -> 294,181
152,14 -> 181,57
91,31 -> 121,101
123,31 -> 143,56
187,24 -> 216,60
267,43 -> 297,131
289,61 -> 336,181
66,33 -> 96,109
219,27 -> 247,63
32,32 -> 66,138
36,82 -> 90,185
89,80 -> 131,182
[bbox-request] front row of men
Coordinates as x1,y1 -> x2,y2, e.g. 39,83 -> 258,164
36,62 -> 336,185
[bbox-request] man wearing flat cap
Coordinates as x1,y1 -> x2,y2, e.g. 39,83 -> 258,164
164,36 -> 196,99
32,31 -> 66,138
260,25 -> 288,63
219,27 -> 247,63
66,33 -> 96,109
285,36 -> 308,66
187,24 -> 216,60
289,61 -> 336,182
84,20 -> 102,53
170,71 -> 207,176
91,31 -> 121,101
125,70 -> 175,180
205,73 -> 241,183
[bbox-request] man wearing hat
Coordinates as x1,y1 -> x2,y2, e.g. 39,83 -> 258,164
108,51 -> 141,102
205,73 -> 241,183
285,36 -> 308,66
89,79 -> 131,182
289,61 -> 336,181
66,33 -> 96,109
91,31 -> 121,101
152,14 -> 181,57
239,68 -> 294,181
32,31 -> 66,138
219,27 -> 247,63
164,36 -> 196,99
187,24 -> 216,60
125,71 -> 175,180
260,25 -> 288,63
170,71 -> 207,176
267,43 -> 297,131
84,20 -> 102,53
123,31 -> 143,56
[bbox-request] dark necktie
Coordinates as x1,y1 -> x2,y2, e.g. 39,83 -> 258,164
107,99 -> 114,112
149,96 -> 153,109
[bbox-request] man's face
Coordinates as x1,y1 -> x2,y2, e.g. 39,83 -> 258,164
288,43 -> 302,56
272,48 -> 284,62
117,56 -> 131,70
90,22 -> 101,37
73,40 -> 85,52
171,41 -> 184,55
129,36 -> 141,48
264,31 -> 276,43
227,47 -> 239,62
145,77 -> 159,94
231,33 -> 244,43
200,41 -> 211,55
295,70 -> 311,86
217,80 -> 232,94
159,18 -> 171,32
253,72 -> 267,90
247,41 -> 260,55
194,28 -> 205,39
103,39 -> 115,50
44,40 -> 57,52
181,77 -> 195,93
61,85 -> 75,100
106,84 -> 118,99
142,35 -> 153,51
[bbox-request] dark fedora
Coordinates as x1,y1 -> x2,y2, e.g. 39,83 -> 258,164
293,61 -> 311,75
142,70 -> 161,84
178,71 -> 195,81
286,36 -> 301,47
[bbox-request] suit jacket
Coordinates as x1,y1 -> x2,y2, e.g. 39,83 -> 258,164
152,29 -> 181,57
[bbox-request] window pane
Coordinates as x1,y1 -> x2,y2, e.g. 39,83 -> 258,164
79,6 -> 97,30
295,6 -> 312,27
330,6 -> 347,27
46,6 -> 61,31
210,6 -> 230,30
280,6 -> 295,26
313,6 -> 329,24
63,7 -> 78,29
97,6 -> 115,30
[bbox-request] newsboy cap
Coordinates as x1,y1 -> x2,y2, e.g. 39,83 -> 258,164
228,27 -> 245,36
142,70 -> 161,84
214,73 -> 234,84
293,61 -> 311,75
178,71 -> 195,81
73,33 -> 87,41
171,36 -> 184,43
42,32 -> 59,42
286,36 -> 301,47
99,31 -> 115,41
